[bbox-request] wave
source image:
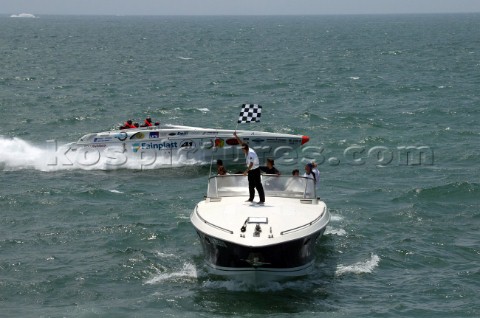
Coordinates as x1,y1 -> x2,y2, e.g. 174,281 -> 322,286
201,275 -> 331,292
336,254 -> 380,276
201,278 -> 320,292
329,214 -> 344,222
108,189 -> 124,194
145,262 -> 198,284
395,182 -> 480,203
325,228 -> 347,236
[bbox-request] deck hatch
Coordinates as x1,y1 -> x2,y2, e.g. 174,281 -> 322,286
248,217 -> 268,224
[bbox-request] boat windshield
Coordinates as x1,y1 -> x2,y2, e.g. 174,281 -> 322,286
206,175 -> 317,199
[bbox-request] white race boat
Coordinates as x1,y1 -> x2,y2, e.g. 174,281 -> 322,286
190,174 -> 330,283
66,124 -> 310,167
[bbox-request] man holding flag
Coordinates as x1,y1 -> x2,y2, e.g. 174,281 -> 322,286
234,103 -> 265,204
234,132 -> 265,205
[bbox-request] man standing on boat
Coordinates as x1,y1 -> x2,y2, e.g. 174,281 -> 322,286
234,132 -> 265,205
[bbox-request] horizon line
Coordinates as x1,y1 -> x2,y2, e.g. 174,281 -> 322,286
3,11 -> 480,17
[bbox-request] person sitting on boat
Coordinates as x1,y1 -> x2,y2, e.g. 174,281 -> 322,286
292,169 -> 300,176
142,116 -> 153,127
260,158 -> 280,175
120,119 -> 136,129
216,159 -> 227,175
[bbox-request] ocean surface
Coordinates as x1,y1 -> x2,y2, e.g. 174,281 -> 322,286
1,13 -> 479,317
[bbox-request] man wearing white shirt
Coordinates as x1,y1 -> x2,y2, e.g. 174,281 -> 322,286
303,162 -> 320,198
303,162 -> 320,186
234,132 -> 265,204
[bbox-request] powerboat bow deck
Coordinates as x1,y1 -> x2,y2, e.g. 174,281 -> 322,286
190,174 -> 330,283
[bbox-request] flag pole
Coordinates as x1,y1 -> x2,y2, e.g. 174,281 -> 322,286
208,145 -> 215,176
234,103 -> 243,133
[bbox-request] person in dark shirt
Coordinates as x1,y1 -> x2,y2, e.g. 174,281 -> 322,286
120,119 -> 136,129
260,158 -> 280,175
216,159 -> 227,175
143,116 -> 153,127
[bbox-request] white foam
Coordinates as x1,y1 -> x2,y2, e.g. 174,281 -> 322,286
202,279 -> 251,291
155,251 -> 176,258
201,277 -> 316,292
0,137 -> 208,171
0,137 -> 52,171
336,253 -> 380,276
145,262 -> 197,284
325,228 -> 347,236
329,214 -> 344,222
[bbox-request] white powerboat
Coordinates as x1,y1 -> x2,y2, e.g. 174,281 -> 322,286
190,174 -> 330,283
66,124 -> 310,167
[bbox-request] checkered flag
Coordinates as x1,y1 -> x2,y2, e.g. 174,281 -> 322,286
237,104 -> 262,123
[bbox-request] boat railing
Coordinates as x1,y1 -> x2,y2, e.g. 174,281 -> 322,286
207,175 -> 317,199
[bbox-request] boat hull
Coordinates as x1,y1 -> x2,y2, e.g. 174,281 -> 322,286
195,227 -> 326,280
67,125 -> 309,167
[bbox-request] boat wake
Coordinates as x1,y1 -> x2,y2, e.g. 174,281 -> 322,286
0,137 -> 51,171
325,228 -> 347,236
0,136 -> 207,171
145,262 -> 198,284
201,277 -> 324,292
335,253 -> 380,276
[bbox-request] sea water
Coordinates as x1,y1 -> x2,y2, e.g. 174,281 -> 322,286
0,14 -> 479,317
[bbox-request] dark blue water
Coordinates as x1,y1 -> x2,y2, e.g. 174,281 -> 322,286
1,14 -> 479,317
